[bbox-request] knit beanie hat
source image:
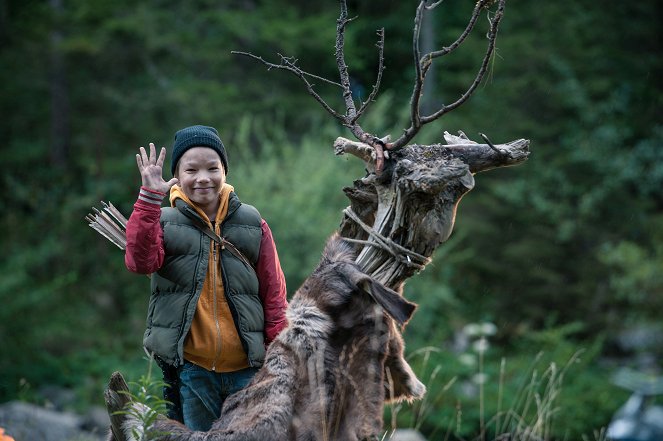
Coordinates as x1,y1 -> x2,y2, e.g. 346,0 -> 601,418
170,125 -> 228,176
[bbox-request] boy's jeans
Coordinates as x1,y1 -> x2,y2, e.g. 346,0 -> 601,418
178,361 -> 259,431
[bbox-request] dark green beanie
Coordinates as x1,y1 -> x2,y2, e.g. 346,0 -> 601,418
171,125 -> 228,176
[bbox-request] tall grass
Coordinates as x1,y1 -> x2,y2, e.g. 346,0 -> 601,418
384,345 -> 609,441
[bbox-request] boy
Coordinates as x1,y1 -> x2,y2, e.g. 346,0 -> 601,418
124,125 -> 288,431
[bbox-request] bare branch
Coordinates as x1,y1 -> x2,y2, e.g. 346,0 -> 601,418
399,0 -> 487,150
232,51 -> 346,121
335,0 -> 358,120
279,55 -> 342,88
389,0 -> 506,150
479,132 -> 506,157
334,135 -> 392,174
334,137 -> 375,163
334,0 -> 389,171
441,131 -> 530,173
407,1 -> 427,139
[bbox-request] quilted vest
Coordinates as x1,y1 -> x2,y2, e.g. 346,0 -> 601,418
143,192 -> 265,368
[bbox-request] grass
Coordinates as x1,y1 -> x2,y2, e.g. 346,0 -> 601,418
384,323 -> 615,440
385,350 -> 583,440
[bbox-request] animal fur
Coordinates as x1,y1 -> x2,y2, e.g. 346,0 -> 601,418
119,234 -> 424,441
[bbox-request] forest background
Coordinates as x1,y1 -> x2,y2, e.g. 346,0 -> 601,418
0,0 -> 661,439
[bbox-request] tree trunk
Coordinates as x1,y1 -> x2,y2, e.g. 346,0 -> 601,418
49,0 -> 70,169
0,0 -> 8,44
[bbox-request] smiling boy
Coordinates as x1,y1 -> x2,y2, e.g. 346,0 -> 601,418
124,125 -> 288,431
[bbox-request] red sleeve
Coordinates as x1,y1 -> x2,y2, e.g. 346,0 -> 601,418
257,219 -> 289,344
124,187 -> 166,274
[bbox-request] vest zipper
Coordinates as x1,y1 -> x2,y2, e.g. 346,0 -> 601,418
211,241 -> 223,371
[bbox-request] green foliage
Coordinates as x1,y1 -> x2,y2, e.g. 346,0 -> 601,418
599,238 -> 663,309
115,359 -> 171,441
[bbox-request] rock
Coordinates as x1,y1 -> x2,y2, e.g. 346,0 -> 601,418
36,385 -> 77,411
0,401 -> 105,441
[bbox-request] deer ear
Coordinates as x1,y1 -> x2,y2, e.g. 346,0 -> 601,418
346,266 -> 417,325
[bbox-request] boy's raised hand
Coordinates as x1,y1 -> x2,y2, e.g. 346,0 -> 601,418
136,143 -> 179,194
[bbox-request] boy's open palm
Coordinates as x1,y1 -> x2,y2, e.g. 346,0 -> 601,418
136,143 -> 178,193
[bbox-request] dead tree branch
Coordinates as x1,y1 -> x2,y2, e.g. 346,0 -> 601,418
335,0 -> 358,121
231,51 -> 345,121
392,0 -> 506,150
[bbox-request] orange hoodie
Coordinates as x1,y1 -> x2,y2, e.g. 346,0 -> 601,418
169,183 -> 249,372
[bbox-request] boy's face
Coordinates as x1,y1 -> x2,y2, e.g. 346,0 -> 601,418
175,147 -> 226,215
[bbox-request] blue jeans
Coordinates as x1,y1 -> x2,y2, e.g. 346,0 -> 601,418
178,362 -> 258,431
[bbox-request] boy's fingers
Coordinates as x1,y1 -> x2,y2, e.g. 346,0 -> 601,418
165,178 -> 178,188
135,154 -> 143,170
157,147 -> 167,168
139,146 -> 148,165
149,143 -> 157,164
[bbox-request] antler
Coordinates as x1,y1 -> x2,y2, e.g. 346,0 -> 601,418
391,0 -> 506,150
233,0 -> 507,173
332,1 -> 390,171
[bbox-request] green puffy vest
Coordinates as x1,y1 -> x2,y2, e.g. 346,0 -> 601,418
143,192 -> 266,368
